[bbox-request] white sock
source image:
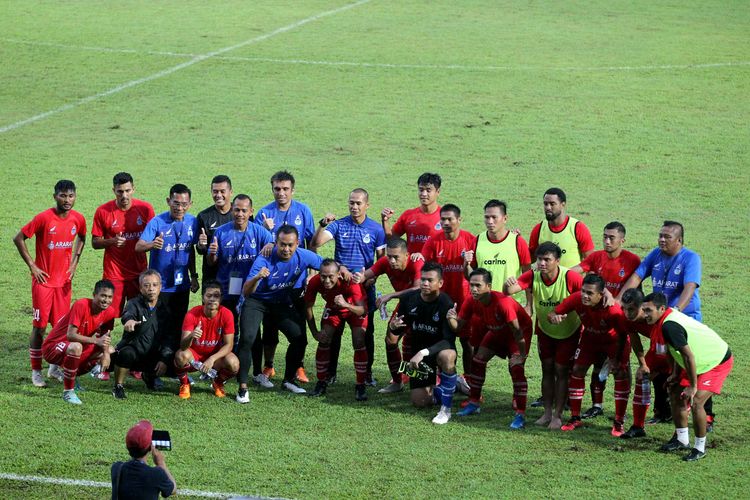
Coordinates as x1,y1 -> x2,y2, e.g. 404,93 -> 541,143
694,436 -> 706,453
676,427 -> 690,445
594,404 -> 602,408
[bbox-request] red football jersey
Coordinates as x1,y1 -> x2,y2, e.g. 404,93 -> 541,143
578,250 -> 641,295
459,291 -> 533,335
392,206 -> 442,253
304,275 -> 366,318
43,298 -> 118,346
92,199 -> 155,281
421,230 -> 477,307
555,292 -> 625,339
21,208 -> 87,288
370,255 -> 423,292
182,305 -> 235,357
528,216 -> 595,257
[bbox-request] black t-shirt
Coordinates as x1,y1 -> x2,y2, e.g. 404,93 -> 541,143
111,459 -> 174,500
196,205 -> 234,281
397,289 -> 455,355
661,321 -> 688,350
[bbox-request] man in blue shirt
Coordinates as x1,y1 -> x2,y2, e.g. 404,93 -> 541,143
236,225 -> 323,402
136,184 -> 199,363
312,188 -> 386,385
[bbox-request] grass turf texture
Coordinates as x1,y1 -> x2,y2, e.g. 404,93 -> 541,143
1,0 -> 749,497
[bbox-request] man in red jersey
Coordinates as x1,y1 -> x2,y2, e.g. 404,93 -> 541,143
549,274 -> 631,436
448,269 -> 533,429
307,259 -> 369,400
416,204 -> 477,391
14,180 -> 87,388
570,221 -> 640,419
41,280 -> 118,404
352,238 -> 423,394
174,281 -> 238,399
381,172 -> 442,254
92,172 -> 155,319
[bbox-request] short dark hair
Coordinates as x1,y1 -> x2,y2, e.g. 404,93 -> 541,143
582,273 -> 605,292
271,170 -> 295,187
440,203 -> 461,218
535,241 -> 562,259
169,183 -> 191,199
644,292 -> 668,308
663,220 -> 684,240
127,445 -> 150,459
351,188 -> 369,201
604,221 -> 626,236
202,280 -> 222,295
320,258 -> 339,270
139,269 -> 162,285
544,187 -> 566,203
94,279 -> 115,295
54,180 -> 76,194
277,224 -> 299,238
232,194 -> 252,205
417,173 -> 442,190
386,238 -> 408,252
621,288 -> 644,307
484,199 -> 508,214
211,175 -> 232,188
421,261 -> 443,279
113,172 -> 133,186
469,268 -> 492,284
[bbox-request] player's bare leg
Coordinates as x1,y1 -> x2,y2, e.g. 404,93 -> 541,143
550,362 -> 569,430
535,357 -> 555,426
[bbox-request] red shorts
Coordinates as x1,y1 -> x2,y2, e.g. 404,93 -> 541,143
41,339 -> 100,373
186,347 -> 220,366
322,308 -> 368,330
467,317 -> 484,347
479,326 -> 532,359
32,281 -> 71,329
679,355 -> 733,395
574,333 -> 631,369
537,326 -> 581,366
645,342 -> 672,375
109,278 -> 140,314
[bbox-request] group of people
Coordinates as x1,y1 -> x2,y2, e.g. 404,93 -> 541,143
15,171 -> 732,462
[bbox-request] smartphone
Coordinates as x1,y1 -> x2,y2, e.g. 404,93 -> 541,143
152,430 -> 172,451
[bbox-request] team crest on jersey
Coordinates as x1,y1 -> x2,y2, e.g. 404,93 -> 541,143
187,227 -> 193,238
435,222 -> 442,230
164,244 -> 173,253
619,268 -> 625,277
71,226 -> 77,235
47,242 -> 54,250
294,215 -> 302,225
674,265 -> 682,275
137,216 -> 143,226
432,311 -> 440,321
250,238 -> 256,248
363,233 -> 371,244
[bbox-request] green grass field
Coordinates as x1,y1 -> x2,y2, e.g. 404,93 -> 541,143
1,0 -> 749,498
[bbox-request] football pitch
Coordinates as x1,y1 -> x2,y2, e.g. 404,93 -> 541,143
1,0 -> 748,498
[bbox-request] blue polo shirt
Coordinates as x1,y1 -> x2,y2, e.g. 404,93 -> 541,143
636,247 -> 702,320
254,200 -> 315,248
246,248 -> 323,303
141,212 -> 198,293
212,222 -> 274,296
323,215 -> 386,271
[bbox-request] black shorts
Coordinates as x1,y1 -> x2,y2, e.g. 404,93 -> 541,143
408,353 -> 437,390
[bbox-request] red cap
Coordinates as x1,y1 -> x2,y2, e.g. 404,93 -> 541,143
125,420 -> 153,450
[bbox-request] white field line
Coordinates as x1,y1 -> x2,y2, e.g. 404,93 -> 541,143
0,0 -> 372,134
3,37 -> 750,73
0,471 -> 288,499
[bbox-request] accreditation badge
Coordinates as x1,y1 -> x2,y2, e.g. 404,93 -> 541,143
174,271 -> 183,286
229,272 -> 243,296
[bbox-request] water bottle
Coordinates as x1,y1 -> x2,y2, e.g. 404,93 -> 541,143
377,291 -> 388,320
598,359 -> 610,382
89,364 -> 102,378
641,374 -> 651,405
190,360 -> 217,379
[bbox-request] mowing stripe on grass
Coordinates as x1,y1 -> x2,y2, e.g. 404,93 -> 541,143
0,472 -> 288,499
0,0 -> 372,134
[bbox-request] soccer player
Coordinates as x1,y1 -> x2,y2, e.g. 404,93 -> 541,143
504,242 -> 583,429
196,175 -> 234,284
236,225 -> 323,402
569,221 -> 640,419
174,281 -> 239,399
306,259 -> 369,400
311,188 -> 386,385
389,262 -> 458,424
549,274 -> 631,436
417,204 -> 477,393
352,237 -> 423,394
528,187 -> 594,268
41,280 -> 118,404
641,292 -> 733,461
381,172 -> 442,253
464,199 -> 532,306
448,269 -> 533,429
91,172 -> 155,318
135,183 -> 200,365
14,179 -> 87,388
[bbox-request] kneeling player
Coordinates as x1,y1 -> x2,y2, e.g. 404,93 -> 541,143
41,280 -> 118,404
447,269 -> 532,429
174,281 -> 238,399
390,262 -> 458,424
306,259 -> 369,400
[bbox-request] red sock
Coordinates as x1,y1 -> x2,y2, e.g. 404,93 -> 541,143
510,364 -> 528,414
30,348 -> 43,371
385,343 -> 402,384
632,376 -> 650,427
174,359 -> 189,385
614,377 -> 631,422
469,356 -> 487,402
353,347 -> 368,385
401,334 -> 412,361
217,368 -> 235,384
568,375 -> 585,417
62,353 -> 81,391
316,345 -> 330,382
591,377 -> 605,405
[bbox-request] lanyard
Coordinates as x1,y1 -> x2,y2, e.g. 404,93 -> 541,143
170,220 -> 185,266
231,229 -> 249,265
